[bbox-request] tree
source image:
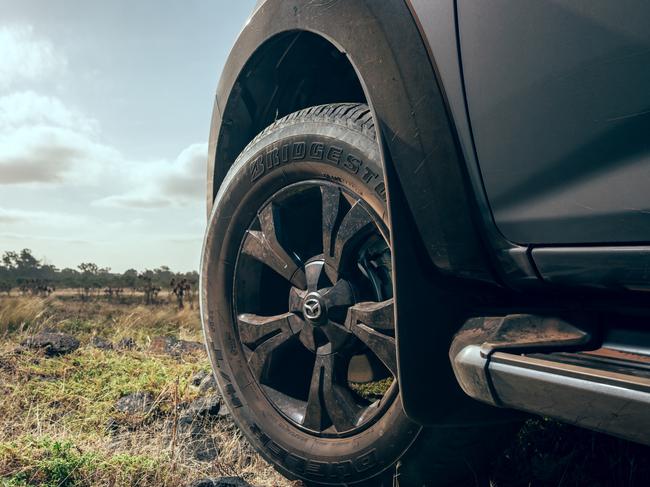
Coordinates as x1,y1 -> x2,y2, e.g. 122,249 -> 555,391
0,248 -> 198,303
138,271 -> 160,305
0,280 -> 11,296
17,248 -> 39,271
2,251 -> 18,270
78,262 -> 100,300
171,278 -> 192,310
59,268 -> 81,288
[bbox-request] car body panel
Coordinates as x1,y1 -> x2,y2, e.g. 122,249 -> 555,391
457,0 -> 650,245
406,0 -> 540,288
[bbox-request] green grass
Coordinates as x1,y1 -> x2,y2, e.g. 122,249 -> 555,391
0,296 -> 291,487
349,377 -> 393,401
1,348 -> 199,436
0,437 -> 167,487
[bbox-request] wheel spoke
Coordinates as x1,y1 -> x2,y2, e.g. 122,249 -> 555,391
321,187 -> 374,281
288,287 -> 306,313
320,321 -> 351,351
326,384 -> 364,432
247,330 -> 295,381
237,312 -> 303,347
346,300 -> 397,376
302,355 -> 327,430
302,354 -> 362,432
321,186 -> 343,267
241,204 -> 307,289
321,280 -> 355,315
321,355 -> 364,432
302,327 -> 318,351
346,299 -> 394,331
305,260 -> 326,292
349,323 -> 397,377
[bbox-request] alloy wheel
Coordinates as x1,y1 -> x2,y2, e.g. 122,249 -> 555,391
233,181 -> 397,437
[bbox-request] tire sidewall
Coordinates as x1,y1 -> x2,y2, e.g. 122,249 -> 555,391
200,121 -> 420,485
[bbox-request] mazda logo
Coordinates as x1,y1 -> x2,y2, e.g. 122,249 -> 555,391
303,297 -> 322,320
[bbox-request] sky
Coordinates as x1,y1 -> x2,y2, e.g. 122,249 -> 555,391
0,0 -> 257,272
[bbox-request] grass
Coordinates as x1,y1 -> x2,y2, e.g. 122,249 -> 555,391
0,295 -> 292,487
1,437 -> 174,486
0,296 -> 49,336
1,295 -> 649,486
350,377 -> 393,400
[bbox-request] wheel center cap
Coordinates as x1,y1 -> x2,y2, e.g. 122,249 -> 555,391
303,292 -> 326,323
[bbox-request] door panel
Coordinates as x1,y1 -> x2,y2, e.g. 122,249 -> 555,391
458,0 -> 650,244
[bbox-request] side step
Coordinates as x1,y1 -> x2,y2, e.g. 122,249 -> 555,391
450,314 -> 650,446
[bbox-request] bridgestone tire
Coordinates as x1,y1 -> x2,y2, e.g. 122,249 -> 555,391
201,103 -> 513,486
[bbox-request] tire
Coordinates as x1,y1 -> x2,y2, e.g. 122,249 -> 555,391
201,103 -> 512,486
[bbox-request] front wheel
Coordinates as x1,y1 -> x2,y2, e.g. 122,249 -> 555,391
201,103 -> 511,485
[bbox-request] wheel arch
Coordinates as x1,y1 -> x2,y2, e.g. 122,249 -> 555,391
208,28 -> 368,210
206,0 -> 498,423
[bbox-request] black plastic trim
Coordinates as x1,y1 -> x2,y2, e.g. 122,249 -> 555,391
532,246 -> 650,292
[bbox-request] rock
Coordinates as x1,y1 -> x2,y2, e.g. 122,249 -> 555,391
190,370 -> 209,387
198,374 -> 217,394
172,415 -> 219,462
173,339 -> 204,355
183,394 -> 221,419
188,478 -> 251,487
211,478 -> 251,487
149,336 -> 174,354
105,417 -> 120,435
175,395 -> 222,447
90,335 -> 113,350
176,414 -> 202,434
114,391 -> 155,415
192,438 -> 219,462
216,401 -> 231,420
150,336 -> 204,357
117,337 -> 136,350
21,332 -> 79,356
189,480 -> 215,487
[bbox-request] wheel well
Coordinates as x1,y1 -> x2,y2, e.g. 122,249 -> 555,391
212,30 -> 367,200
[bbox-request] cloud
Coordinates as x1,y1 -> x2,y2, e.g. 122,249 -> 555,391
0,92 -> 116,185
0,26 -> 205,208
0,91 -> 98,134
0,207 -> 87,226
160,143 -> 207,199
0,90 -> 205,202
0,26 -> 67,90
0,123 -> 117,185
93,142 -> 207,209
95,194 -> 174,209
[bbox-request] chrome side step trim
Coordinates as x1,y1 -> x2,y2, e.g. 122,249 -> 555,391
450,315 -> 650,445
488,352 -> 650,445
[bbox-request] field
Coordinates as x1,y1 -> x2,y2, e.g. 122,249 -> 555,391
0,293 -> 649,487
0,293 -> 294,487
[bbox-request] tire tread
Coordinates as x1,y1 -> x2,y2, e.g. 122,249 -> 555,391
243,103 -> 376,157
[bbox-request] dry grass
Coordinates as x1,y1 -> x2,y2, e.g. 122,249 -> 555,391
0,295 -> 292,487
0,296 -> 50,336
3,296 -> 649,486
